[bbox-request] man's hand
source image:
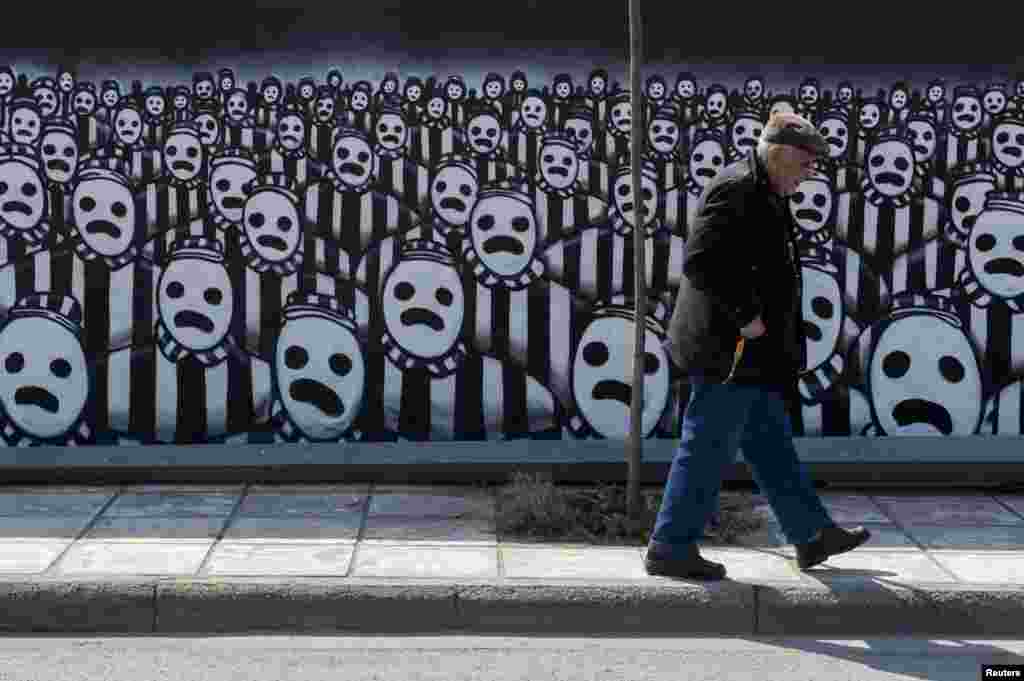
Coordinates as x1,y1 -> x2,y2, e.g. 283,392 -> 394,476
740,316 -> 766,339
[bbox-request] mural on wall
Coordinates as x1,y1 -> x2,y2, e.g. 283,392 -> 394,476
0,61 -> 1020,447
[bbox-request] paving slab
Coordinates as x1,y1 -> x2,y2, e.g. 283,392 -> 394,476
872,494 -> 1024,525
202,542 -> 355,577
0,539 -> 72,574
222,515 -> 363,542
367,486 -> 494,516
104,492 -> 240,517
902,524 -> 1024,550
817,492 -> 893,524
0,490 -> 115,516
363,488 -> 496,544
995,494 -> 1024,519
350,543 -> 499,579
0,515 -> 96,539
501,545 -> 652,581
239,485 -> 369,516
84,516 -> 230,540
928,551 -> 1024,584
53,540 -> 213,576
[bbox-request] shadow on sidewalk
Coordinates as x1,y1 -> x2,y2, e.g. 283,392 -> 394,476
740,636 -> 1024,681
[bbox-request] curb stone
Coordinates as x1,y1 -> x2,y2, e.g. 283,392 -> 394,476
0,578 -> 1023,636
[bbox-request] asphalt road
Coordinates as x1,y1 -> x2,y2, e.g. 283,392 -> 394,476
0,635 -> 1022,680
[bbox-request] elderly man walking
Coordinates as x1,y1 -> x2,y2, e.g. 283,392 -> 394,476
645,112 -> 871,580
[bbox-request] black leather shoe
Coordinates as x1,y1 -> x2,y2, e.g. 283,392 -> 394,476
644,544 -> 727,580
795,525 -> 871,570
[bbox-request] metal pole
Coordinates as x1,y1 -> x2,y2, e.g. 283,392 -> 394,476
626,0 -> 645,522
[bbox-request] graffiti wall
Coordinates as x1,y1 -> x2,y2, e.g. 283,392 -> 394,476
0,58 -> 1020,448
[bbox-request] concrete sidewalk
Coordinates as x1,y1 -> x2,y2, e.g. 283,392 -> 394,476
0,483 -> 1022,637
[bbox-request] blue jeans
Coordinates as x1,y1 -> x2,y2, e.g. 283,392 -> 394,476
649,379 -> 833,559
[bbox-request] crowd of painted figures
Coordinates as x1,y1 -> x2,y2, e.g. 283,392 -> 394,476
0,64 -> 1020,447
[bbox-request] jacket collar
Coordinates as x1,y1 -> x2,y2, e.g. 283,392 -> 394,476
747,148 -> 787,209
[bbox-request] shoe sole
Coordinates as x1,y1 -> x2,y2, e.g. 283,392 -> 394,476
796,530 -> 872,570
644,559 -> 727,581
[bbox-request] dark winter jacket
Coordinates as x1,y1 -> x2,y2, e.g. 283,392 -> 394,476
664,149 -> 806,393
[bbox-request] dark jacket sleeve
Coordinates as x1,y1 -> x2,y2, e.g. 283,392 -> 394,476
682,179 -> 763,329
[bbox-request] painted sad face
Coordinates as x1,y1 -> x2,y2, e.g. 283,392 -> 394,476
689,139 -> 726,190
984,90 -> 1007,116
114,108 -> 142,145
0,315 -> 88,440
0,160 -> 46,231
564,117 -> 593,154
382,258 -> 464,359
991,121 -> 1024,169
859,103 -> 881,131
315,97 -> 335,122
730,115 -> 761,153
194,80 -> 214,99
612,172 -> 657,230
72,174 -> 136,257
276,114 -> 306,151
467,113 -> 501,154
907,120 -> 938,163
73,90 -> 96,115
276,314 -> 365,441
609,101 -> 631,134
789,176 -> 833,238
163,131 -> 204,182
34,87 -> 58,117
744,79 -> 763,100
952,95 -> 982,131
145,95 -> 165,117
375,112 -> 406,151
209,160 -> 256,223
819,116 -> 849,159
866,139 -> 914,198
950,176 -> 995,235
350,90 -> 369,112
704,92 -> 727,121
649,117 -> 680,154
10,107 -> 41,144
40,130 -> 79,185
484,80 -> 503,99
572,316 -> 669,440
469,194 -> 537,277
430,163 -> 478,227
869,313 -> 981,436
800,84 -> 819,104
226,92 -> 249,121
194,113 -> 221,146
243,188 -> 302,263
426,96 -> 446,120
520,96 -> 547,130
158,255 -> 233,352
890,89 -> 908,110
332,135 -> 373,190
968,204 -> 1024,299
540,142 -> 579,190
